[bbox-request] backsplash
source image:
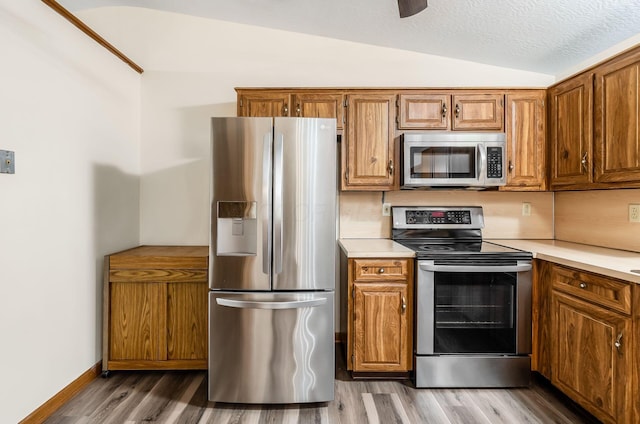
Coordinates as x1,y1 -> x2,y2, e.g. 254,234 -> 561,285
555,189 -> 640,253
339,190 -> 554,239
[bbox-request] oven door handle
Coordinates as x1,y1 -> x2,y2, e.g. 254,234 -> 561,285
419,263 -> 532,273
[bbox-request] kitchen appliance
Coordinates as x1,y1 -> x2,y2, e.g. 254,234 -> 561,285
401,132 -> 506,189
208,117 -> 336,404
392,206 -> 533,388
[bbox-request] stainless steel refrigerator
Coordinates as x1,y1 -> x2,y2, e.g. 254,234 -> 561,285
208,117 -> 336,404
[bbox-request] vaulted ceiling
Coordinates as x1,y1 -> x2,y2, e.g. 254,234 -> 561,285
59,0 -> 640,75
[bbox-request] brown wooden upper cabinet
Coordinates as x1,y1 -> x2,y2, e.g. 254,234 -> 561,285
237,92 -> 291,117
502,90 -> 547,190
292,92 -> 344,131
452,94 -> 504,130
594,48 -> 640,184
342,93 -> 397,191
548,73 -> 594,189
397,93 -> 450,130
398,92 -> 504,131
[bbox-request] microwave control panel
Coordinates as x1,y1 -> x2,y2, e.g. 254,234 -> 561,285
486,147 -> 503,179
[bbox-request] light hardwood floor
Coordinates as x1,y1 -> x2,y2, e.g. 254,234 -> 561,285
46,347 -> 599,424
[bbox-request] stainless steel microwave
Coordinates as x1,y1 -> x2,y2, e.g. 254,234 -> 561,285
401,132 -> 506,189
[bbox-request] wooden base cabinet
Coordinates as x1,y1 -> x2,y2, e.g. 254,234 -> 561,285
343,257 -> 413,373
549,264 -> 634,424
103,246 -> 209,373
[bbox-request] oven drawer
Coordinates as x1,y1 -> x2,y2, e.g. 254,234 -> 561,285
551,265 -> 631,314
353,259 -> 410,281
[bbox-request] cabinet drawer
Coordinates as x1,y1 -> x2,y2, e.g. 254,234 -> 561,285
353,259 -> 409,281
551,265 -> 631,314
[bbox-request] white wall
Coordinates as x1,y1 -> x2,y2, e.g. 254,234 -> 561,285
75,7 -> 555,245
0,2 -> 141,422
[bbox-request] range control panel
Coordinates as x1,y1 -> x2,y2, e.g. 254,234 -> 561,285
406,210 -> 471,225
392,206 -> 484,229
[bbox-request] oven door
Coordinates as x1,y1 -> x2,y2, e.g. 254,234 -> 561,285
416,260 -> 532,356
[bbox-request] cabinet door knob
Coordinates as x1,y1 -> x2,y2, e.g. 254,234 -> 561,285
442,103 -> 447,119
283,104 -> 289,115
455,104 -> 460,119
508,161 -> 514,172
388,160 -> 394,175
581,152 -> 588,172
378,268 -> 385,274
579,282 -> 587,289
401,296 -> 406,313
615,332 -> 623,354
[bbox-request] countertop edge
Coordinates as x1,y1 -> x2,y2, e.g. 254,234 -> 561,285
488,239 -> 640,284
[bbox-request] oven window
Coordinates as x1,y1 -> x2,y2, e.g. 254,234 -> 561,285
410,146 -> 476,179
433,271 -> 516,354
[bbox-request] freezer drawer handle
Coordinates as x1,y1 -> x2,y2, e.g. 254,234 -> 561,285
216,297 -> 327,310
419,263 -> 532,273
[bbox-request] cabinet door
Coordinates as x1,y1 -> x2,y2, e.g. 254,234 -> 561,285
167,282 -> 208,360
594,52 -> 640,183
110,282 -> 167,361
353,282 -> 411,372
343,93 -> 396,190
552,291 -> 632,424
397,93 -> 450,130
531,260 -> 552,379
238,93 -> 291,117
452,94 -> 504,130
503,91 -> 546,190
292,92 -> 344,130
549,73 -> 593,188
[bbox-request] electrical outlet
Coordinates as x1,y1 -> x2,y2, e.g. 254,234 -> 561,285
522,202 -> 531,217
382,203 -> 391,216
629,204 -> 640,223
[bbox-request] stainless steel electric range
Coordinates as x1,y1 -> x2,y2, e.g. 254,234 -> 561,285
392,206 -> 533,388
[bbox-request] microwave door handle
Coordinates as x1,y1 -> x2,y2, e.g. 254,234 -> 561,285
477,144 -> 487,182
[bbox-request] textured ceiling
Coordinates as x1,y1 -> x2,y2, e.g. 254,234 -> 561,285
59,0 -> 640,75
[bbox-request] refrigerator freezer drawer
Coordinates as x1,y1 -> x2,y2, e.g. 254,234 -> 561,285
208,291 -> 335,404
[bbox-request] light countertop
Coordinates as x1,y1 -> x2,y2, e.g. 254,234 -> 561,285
339,238 -> 640,284
488,239 -> 640,284
338,239 -> 415,258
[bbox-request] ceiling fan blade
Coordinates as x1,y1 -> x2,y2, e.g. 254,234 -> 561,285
398,0 -> 428,18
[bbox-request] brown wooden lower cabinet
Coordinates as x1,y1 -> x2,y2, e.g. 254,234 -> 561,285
103,246 -> 208,373
343,256 -> 414,373
539,262 -> 636,424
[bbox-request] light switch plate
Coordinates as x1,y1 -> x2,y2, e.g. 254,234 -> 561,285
0,150 -> 14,174
382,203 -> 391,216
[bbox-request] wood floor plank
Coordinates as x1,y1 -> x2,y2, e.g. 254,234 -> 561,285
44,349 -> 598,424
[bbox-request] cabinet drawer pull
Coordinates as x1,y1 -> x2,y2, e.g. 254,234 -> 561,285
378,268 -> 385,274
401,296 -> 406,313
455,103 -> 460,119
442,103 -> 447,118
388,160 -> 394,175
579,282 -> 587,289
615,332 -> 623,354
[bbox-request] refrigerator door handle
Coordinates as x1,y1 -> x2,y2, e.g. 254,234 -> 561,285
262,132 -> 273,275
216,297 -> 327,310
273,132 -> 284,274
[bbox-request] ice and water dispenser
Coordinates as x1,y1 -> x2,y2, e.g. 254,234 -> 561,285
216,201 -> 257,256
